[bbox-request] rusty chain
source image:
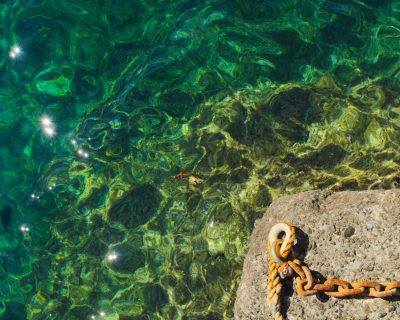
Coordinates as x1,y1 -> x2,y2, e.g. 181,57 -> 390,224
267,222 -> 400,319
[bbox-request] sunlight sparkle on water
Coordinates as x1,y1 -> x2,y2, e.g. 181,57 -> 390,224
43,126 -> 56,137
40,115 -> 56,137
77,148 -> 89,158
106,251 -> 118,263
20,225 -> 30,233
40,115 -> 52,127
9,44 -> 21,59
30,193 -> 39,200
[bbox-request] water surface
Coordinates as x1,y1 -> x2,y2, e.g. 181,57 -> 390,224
1,1 -> 400,319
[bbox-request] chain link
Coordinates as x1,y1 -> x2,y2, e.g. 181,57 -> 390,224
267,222 -> 400,319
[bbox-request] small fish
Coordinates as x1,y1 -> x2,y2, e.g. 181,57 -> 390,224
171,172 -> 191,180
188,175 -> 204,185
0,206 -> 12,231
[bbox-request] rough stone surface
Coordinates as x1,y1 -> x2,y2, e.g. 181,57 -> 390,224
234,189 -> 400,320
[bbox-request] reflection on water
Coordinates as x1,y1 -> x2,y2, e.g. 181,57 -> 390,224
1,1 -> 400,319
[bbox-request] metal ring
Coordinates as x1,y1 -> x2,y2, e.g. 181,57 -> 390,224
268,222 -> 293,264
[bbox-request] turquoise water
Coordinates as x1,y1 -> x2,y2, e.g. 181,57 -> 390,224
2,0 -> 400,319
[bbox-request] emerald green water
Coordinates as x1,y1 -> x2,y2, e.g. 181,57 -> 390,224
2,0 -> 400,319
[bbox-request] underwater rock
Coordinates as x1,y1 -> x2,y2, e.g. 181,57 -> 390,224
350,81 -> 386,110
235,189 -> 400,320
112,283 -> 168,317
35,65 -> 74,97
307,144 -> 347,168
364,120 -> 387,149
108,184 -> 161,229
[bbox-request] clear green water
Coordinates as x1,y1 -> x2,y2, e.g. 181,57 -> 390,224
2,0 -> 400,319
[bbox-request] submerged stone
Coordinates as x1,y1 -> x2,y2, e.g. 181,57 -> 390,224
364,120 -> 387,148
35,65 -> 74,97
309,144 -> 347,168
108,184 -> 161,229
